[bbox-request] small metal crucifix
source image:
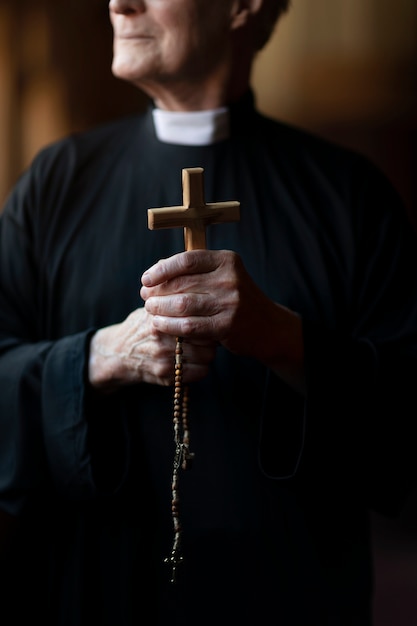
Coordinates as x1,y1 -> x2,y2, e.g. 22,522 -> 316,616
147,167 -> 240,251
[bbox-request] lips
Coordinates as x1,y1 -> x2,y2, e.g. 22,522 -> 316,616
116,31 -> 153,39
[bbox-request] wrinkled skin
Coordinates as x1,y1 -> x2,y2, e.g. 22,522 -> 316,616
89,250 -> 304,394
88,0 -> 304,395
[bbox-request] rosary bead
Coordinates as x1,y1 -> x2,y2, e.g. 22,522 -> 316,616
165,336 -> 193,583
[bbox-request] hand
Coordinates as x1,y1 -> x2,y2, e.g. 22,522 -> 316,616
140,250 -> 305,393
88,306 -> 217,392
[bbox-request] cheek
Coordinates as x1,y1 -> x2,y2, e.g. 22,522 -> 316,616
159,32 -> 191,70
158,9 -> 199,64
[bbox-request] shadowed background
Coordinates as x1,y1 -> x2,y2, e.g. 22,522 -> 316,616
0,1 -> 416,623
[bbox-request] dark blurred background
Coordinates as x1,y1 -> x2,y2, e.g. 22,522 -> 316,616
0,0 -> 416,623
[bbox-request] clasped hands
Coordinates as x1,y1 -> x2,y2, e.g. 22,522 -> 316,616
88,249 -> 304,394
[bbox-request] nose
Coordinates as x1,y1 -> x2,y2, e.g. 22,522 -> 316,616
109,0 -> 144,15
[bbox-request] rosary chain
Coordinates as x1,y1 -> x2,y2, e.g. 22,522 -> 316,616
164,336 -> 194,583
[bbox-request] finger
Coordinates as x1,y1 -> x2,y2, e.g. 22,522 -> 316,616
144,293 -> 219,317
141,250 -> 218,287
140,274 -> 201,300
151,314 -> 217,339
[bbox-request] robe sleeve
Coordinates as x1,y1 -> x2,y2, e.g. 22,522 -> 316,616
0,163 -> 129,517
302,164 -> 417,516
260,159 -> 417,518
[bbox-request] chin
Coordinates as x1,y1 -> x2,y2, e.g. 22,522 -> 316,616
112,43 -> 155,82
112,57 -> 141,82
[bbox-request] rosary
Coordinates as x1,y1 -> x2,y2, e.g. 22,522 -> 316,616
163,335 -> 193,582
147,167 -> 240,583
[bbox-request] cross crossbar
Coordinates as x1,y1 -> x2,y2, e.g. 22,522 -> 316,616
147,167 -> 240,250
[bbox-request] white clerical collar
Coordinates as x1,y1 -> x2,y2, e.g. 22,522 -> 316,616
152,106 -> 230,146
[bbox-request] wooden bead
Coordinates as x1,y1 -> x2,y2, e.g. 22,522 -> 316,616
166,336 -> 194,584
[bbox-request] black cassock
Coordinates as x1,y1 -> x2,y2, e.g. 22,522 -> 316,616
1,91 -> 417,625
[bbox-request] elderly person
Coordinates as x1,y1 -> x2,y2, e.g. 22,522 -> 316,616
1,1 -> 417,624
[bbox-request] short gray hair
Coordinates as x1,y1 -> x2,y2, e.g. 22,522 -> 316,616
255,0 -> 291,51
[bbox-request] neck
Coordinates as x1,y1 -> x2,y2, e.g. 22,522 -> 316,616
137,65 -> 251,113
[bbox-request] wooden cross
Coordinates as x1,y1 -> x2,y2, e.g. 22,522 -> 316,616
147,167 -> 240,250
148,167 -> 239,584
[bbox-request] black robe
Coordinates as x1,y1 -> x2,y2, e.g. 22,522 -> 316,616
1,91 -> 417,625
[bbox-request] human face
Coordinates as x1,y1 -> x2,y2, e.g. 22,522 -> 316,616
109,0 -> 235,105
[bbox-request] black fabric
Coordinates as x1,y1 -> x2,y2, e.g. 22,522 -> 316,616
1,90 -> 417,625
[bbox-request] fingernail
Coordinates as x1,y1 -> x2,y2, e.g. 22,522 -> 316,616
142,272 -> 151,286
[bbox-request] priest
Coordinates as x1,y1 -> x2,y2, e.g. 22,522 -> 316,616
1,1 -> 417,624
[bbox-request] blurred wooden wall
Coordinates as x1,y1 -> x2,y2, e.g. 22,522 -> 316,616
252,0 -> 417,224
0,0 -> 146,205
1,0 -> 416,216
